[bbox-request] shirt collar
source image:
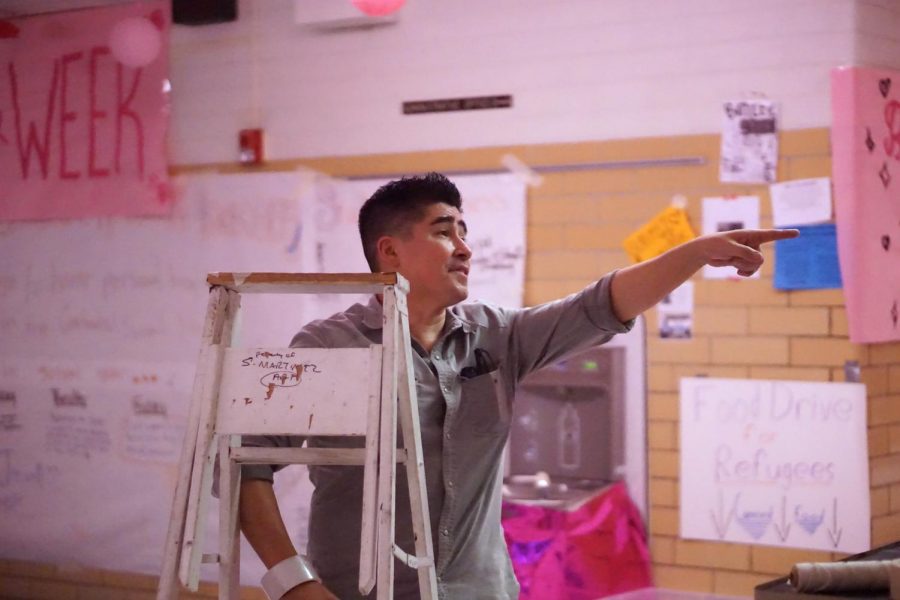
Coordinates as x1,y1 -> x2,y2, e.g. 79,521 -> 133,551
445,308 -> 477,334
360,295 -> 478,335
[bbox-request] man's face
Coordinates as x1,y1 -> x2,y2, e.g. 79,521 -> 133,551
384,202 -> 472,308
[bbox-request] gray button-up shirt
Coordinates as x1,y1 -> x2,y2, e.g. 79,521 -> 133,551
242,273 -> 632,599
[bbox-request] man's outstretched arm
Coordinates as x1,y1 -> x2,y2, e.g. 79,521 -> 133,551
240,479 -> 337,600
609,229 -> 799,323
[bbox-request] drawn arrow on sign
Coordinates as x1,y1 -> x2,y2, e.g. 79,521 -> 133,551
773,496 -> 791,542
826,498 -> 842,548
710,490 -> 739,539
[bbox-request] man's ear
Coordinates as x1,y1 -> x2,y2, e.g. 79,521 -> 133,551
375,235 -> 400,271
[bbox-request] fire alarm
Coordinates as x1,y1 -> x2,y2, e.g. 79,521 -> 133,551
239,128 -> 264,165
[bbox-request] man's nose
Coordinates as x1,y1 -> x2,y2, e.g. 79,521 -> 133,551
454,236 -> 472,259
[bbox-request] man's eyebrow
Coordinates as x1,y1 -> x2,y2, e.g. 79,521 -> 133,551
429,215 -> 468,234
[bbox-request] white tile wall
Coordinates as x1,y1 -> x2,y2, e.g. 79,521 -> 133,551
168,0 -> 864,164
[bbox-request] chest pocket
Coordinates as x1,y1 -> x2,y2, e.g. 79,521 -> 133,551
457,368 -> 510,435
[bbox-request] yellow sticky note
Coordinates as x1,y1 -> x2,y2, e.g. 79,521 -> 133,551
622,206 -> 696,263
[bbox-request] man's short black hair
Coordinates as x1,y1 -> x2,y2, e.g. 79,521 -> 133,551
358,172 -> 462,272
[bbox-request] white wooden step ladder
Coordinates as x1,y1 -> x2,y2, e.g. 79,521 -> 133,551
157,273 -> 438,600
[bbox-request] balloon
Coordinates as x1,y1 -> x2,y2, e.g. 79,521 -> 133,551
109,17 -> 161,68
351,0 -> 406,17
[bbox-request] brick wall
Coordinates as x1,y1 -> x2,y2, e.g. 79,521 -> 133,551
4,129 -> 899,597
869,342 -> 900,546
523,130 -> 900,595
520,129 -> 900,596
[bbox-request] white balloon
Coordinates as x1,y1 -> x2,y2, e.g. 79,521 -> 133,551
109,17 -> 161,68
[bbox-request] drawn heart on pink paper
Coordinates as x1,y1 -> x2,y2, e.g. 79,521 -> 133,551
0,20 -> 19,38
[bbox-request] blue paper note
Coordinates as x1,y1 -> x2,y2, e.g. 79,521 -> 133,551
774,223 -> 843,290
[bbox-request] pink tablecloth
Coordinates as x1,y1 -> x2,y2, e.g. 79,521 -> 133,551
502,481 -> 653,600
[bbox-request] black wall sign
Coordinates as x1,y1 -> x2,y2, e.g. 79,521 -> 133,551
402,94 -> 513,115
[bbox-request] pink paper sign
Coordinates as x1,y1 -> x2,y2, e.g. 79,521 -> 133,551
0,1 -> 171,221
831,67 -> 900,343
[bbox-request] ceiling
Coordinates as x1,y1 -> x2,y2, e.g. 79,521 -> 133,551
0,0 -> 136,18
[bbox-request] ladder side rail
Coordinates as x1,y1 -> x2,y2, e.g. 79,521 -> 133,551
395,292 -> 439,600
180,290 -> 242,589
359,344 -> 384,595
376,286 -> 400,600
157,287 -> 231,600
218,434 -> 242,600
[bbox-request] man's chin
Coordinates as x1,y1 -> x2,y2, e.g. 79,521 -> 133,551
448,286 -> 469,306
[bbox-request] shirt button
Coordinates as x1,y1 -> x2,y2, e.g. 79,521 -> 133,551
441,385 -> 449,393
445,432 -> 451,440
447,481 -> 454,488
441,528 -> 449,536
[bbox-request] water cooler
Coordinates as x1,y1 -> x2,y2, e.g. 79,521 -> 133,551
504,345 -> 626,502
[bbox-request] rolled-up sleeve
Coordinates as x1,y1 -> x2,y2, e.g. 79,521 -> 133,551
582,270 -> 636,333
505,271 -> 634,382
239,437 -> 299,482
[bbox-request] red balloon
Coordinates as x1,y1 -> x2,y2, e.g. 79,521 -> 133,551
351,0 -> 406,17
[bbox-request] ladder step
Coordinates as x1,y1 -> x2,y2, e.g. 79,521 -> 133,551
232,447 -> 408,466
206,272 -> 401,294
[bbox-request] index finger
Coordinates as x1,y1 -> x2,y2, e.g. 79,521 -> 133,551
742,228 -> 801,244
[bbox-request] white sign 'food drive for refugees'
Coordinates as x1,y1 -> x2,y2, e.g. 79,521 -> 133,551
679,377 -> 869,553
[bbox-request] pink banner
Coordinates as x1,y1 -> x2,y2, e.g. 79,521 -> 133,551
831,67 -> 900,343
0,1 -> 171,221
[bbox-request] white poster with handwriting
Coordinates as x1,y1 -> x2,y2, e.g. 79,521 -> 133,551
0,172 -> 316,583
679,377 -> 869,553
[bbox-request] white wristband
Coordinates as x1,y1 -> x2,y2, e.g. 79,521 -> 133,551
261,555 -> 321,600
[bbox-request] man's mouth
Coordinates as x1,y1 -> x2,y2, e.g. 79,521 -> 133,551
449,266 -> 469,276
